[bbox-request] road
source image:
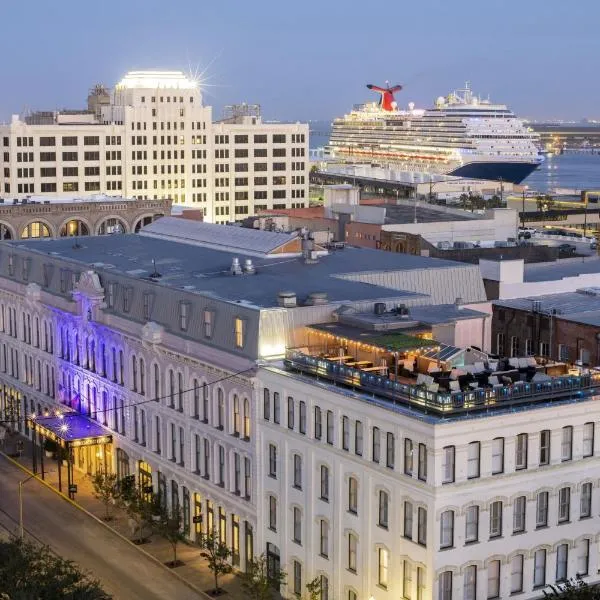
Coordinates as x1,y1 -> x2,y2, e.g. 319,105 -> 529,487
0,455 -> 201,600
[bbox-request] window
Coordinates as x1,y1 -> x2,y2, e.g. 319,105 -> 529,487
511,554 -> 524,593
491,437 -> 504,474
319,520 -> 329,557
558,487 -> 570,523
314,406 -> 321,439
378,490 -> 389,528
496,332 -> 505,355
326,410 -> 334,445
515,433 -> 528,470
203,310 -> 213,338
464,565 -> 477,600
382,432 -> 394,469
320,465 -> 329,501
263,389 -> 270,420
583,422 -> 594,457
439,571 -> 452,600
489,501 -> 503,538
404,438 -> 413,475
287,396 -> 294,430
355,421 -> 363,455
404,501 -> 413,540
487,560 -> 500,599
442,446 -> 455,483
378,548 -> 389,588
273,393 -> 280,424
293,507 -> 301,544
372,427 -> 380,463
293,561 -> 302,597
578,539 -> 590,576
268,444 -> 277,478
342,416 -> 350,450
293,454 -> 302,489
234,317 -> 244,348
347,533 -> 357,572
348,477 -> 358,514
513,496 -> 526,533
320,576 -> 328,600
465,505 -> 479,543
417,507 -> 427,546
403,561 -> 412,600
417,443 -> 426,480
268,496 -> 277,531
440,510 -> 454,548
540,429 -> 551,465
561,426 -> 573,461
556,544 -> 568,582
299,401 -> 306,434
580,482 -> 592,518
534,549 -> 546,588
536,491 -> 549,527
467,441 -> 480,479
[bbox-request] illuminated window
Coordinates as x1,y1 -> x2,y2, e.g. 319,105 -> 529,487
234,317 -> 244,348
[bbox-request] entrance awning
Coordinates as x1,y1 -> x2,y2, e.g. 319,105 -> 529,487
30,413 -> 112,447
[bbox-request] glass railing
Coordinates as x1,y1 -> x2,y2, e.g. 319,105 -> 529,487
283,349 -> 600,416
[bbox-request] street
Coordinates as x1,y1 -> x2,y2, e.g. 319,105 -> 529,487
0,455 -> 202,600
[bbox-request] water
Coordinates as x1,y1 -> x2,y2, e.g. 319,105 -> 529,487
523,153 -> 600,193
309,122 -> 600,193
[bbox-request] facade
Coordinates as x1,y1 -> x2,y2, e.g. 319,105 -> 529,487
0,195 -> 169,240
492,290 -> 600,363
0,220 -> 597,599
0,71 -> 309,223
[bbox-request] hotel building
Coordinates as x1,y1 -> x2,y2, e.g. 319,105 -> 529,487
0,71 -> 308,223
0,220 -> 597,599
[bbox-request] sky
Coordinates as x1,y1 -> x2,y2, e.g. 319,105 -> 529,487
1,0 -> 599,123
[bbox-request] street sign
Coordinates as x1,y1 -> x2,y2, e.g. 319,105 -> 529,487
192,515 -> 203,524
69,484 -> 77,494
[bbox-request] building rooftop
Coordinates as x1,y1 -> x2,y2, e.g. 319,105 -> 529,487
524,257 -> 600,282
378,203 -> 479,225
0,194 -> 137,206
115,70 -> 198,90
13,222 -> 486,308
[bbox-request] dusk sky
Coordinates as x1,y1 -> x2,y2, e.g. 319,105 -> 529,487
1,0 -> 599,123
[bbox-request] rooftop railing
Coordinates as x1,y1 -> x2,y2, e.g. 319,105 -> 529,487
284,349 -> 600,416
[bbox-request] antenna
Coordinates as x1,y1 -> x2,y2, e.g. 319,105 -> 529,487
150,258 -> 162,278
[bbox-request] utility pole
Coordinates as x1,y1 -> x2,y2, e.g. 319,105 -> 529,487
19,474 -> 36,539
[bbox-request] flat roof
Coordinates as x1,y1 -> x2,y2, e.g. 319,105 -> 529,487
0,194 -> 136,206
33,413 -> 111,445
524,257 -> 600,282
380,204 -> 478,225
13,230 -> 481,308
494,291 -> 600,315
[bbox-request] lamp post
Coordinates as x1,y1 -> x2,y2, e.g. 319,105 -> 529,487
19,473 -> 36,539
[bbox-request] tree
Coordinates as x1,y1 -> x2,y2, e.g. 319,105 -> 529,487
154,504 -> 186,567
305,576 -> 322,600
241,553 -> 286,600
199,531 -> 232,596
544,576 -> 600,598
90,472 -> 120,521
122,488 -> 154,545
0,537 -> 110,599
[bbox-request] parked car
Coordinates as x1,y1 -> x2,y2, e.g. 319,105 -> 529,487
558,243 -> 576,256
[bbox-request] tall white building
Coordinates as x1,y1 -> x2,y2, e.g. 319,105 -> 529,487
0,220 -> 596,599
0,71 -> 308,223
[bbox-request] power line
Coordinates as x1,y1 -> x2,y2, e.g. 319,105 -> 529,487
0,365 -> 257,427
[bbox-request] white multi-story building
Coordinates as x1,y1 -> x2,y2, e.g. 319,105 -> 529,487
0,71 -> 308,223
0,219 -> 596,599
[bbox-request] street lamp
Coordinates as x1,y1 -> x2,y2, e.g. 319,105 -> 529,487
19,473 -> 36,539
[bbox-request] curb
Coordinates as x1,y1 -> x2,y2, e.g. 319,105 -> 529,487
0,451 -> 213,600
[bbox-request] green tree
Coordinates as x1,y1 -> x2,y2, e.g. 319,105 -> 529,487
122,488 -> 154,545
154,504 -> 186,567
241,553 -> 286,600
305,576 -> 322,600
544,576 -> 600,598
0,537 -> 110,599
199,531 -> 232,596
90,472 -> 120,521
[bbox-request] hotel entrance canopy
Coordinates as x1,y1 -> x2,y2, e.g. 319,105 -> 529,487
30,413 -> 112,448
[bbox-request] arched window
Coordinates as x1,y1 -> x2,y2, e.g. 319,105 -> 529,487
348,477 -> 358,514
233,395 -> 240,435
243,398 -> 250,439
217,389 -> 224,429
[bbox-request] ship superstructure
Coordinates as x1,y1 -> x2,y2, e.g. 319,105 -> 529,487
328,82 -> 541,183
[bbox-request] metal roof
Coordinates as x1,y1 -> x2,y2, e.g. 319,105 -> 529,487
140,217 -> 300,255
524,257 -> 600,282
494,291 -> 600,316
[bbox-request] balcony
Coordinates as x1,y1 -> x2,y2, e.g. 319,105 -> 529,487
283,348 -> 600,417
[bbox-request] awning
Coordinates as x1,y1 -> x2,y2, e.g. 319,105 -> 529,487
30,413 -> 112,447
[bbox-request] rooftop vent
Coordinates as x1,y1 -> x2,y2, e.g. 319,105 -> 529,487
305,292 -> 328,306
278,291 -> 297,308
243,258 -> 256,274
230,257 -> 243,276
374,302 -> 386,315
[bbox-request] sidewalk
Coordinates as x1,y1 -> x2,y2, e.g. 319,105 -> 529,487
1,430 -> 248,599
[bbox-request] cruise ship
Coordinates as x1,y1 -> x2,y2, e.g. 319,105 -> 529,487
327,82 -> 542,184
